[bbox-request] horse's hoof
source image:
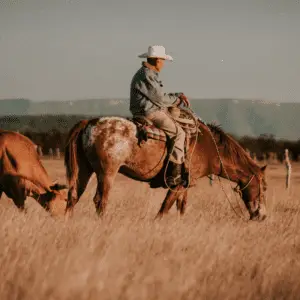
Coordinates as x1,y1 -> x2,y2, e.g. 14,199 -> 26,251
64,210 -> 73,221
250,213 -> 267,222
257,214 -> 267,221
154,213 -> 163,221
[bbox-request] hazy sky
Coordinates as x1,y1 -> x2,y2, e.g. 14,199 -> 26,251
0,0 -> 299,102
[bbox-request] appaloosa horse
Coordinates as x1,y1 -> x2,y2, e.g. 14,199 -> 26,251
64,108 -> 267,221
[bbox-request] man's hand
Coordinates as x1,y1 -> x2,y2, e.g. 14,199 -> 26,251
179,93 -> 190,108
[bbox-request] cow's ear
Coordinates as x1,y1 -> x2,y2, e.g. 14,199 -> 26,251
50,183 -> 67,191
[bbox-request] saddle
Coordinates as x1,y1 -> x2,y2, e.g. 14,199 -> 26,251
131,107 -> 201,151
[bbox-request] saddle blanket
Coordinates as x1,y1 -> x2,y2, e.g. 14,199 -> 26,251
138,125 -> 167,142
136,124 -> 199,144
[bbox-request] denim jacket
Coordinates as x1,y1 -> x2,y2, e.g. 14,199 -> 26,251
130,62 -> 182,116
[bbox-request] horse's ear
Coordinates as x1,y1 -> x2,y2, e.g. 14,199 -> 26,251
260,164 -> 267,172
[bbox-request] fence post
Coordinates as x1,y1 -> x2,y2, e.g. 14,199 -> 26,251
268,152 -> 276,164
284,148 -> 292,190
253,153 -> 257,162
38,146 -> 43,158
49,148 -> 53,159
55,148 -> 60,159
268,152 -> 272,164
274,152 -> 278,164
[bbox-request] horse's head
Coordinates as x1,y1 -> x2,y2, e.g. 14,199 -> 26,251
234,165 -> 268,221
39,182 -> 68,216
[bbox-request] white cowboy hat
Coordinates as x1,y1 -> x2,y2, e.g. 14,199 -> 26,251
138,45 -> 173,61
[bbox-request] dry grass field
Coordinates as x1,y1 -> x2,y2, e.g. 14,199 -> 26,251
1,159 -> 300,300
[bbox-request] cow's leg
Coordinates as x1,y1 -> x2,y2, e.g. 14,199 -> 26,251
65,164 -> 93,219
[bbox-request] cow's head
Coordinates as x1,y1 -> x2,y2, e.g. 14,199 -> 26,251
38,181 -> 68,216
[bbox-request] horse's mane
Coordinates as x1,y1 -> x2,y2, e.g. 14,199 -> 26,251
205,122 -> 260,173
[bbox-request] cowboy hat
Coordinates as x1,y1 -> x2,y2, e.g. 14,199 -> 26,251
138,45 -> 173,61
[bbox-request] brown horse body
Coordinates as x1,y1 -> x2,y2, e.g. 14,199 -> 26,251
0,130 -> 67,213
64,111 -> 267,221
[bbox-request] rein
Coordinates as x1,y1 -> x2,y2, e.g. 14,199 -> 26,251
143,105 -> 264,220
162,107 -> 263,221
233,174 -> 255,196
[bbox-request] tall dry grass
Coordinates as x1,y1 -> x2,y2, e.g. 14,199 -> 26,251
1,160 -> 300,300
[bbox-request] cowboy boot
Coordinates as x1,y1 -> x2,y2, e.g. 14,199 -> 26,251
181,162 -> 190,188
166,161 -> 183,187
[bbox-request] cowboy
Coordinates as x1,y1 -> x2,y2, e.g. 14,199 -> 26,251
130,45 -> 190,187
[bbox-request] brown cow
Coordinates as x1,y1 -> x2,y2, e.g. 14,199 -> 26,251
0,130 -> 67,215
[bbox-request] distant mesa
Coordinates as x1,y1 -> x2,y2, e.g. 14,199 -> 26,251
0,98 -> 31,115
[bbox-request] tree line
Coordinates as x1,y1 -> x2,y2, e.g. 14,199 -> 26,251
1,115 -> 299,161
23,131 -> 300,162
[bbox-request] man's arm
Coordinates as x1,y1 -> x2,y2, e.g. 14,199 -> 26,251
135,74 -> 180,108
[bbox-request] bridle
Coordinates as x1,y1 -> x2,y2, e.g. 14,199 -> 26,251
215,151 -> 266,220
232,173 -> 266,214
233,174 -> 255,196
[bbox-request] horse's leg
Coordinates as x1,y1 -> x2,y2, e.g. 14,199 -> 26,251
93,168 -> 118,217
6,182 -> 27,213
156,186 -> 185,218
11,189 -> 27,213
12,197 -> 26,212
176,189 -> 188,216
65,164 -> 93,218
93,184 -> 102,216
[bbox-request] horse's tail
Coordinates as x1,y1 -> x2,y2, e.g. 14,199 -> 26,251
64,119 -> 89,188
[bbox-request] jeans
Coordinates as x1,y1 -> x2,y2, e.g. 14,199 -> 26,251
146,110 -> 185,164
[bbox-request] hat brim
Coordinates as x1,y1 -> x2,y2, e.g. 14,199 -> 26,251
138,53 -> 173,61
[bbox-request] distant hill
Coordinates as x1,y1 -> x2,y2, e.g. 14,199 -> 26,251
0,98 -> 299,140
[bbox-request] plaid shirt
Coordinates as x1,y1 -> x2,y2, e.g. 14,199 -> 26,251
130,62 -> 182,116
